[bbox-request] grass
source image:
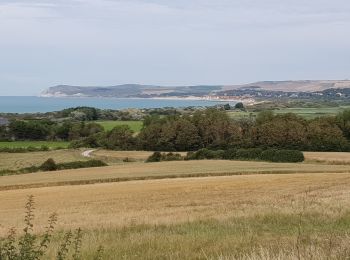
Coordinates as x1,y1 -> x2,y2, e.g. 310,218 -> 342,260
1,173 -> 350,258
95,120 -> 143,132
0,159 -> 350,190
0,141 -> 70,149
0,149 -> 87,171
273,106 -> 350,119
227,106 -> 350,119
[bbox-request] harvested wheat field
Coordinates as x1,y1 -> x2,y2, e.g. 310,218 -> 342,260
91,150 -> 154,163
91,150 -> 187,163
1,160 -> 350,190
1,172 -> 350,259
0,149 -> 87,170
304,151 -> 350,164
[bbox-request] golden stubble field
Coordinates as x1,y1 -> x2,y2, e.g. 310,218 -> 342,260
1,160 -> 350,190
0,149 -> 87,170
304,151 -> 350,164
0,172 -> 350,235
1,151 -> 350,258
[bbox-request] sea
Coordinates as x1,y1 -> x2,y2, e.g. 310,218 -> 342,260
0,96 -> 234,113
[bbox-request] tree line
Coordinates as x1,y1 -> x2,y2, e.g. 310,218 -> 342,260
1,108 -> 350,152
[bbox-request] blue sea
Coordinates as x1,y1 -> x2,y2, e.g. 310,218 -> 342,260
0,96 -> 233,113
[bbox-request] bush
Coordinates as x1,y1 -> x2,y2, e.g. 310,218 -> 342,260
146,152 -> 162,162
0,146 -> 54,153
260,149 -> 304,163
222,148 -> 237,160
236,148 -> 263,160
146,152 -> 184,162
185,148 -> 224,160
40,158 -> 58,171
185,148 -> 304,163
161,152 -> 183,161
57,160 -> 107,170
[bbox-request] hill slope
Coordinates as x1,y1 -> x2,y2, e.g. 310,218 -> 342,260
40,80 -> 350,98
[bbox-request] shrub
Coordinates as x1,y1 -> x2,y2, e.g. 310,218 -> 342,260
260,149 -> 304,163
222,148 -> 237,160
185,148 -> 304,163
57,160 -> 107,170
236,148 -> 263,160
161,152 -> 183,161
146,152 -> 184,162
146,152 -> 162,162
40,158 -> 58,171
185,148 -> 224,160
0,146 -> 55,153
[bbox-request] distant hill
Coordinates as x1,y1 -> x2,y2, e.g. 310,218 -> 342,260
224,80 -> 350,92
41,80 -> 350,98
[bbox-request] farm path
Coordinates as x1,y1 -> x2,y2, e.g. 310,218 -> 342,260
82,149 -> 95,158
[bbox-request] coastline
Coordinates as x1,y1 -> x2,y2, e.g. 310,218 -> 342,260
39,95 -> 254,104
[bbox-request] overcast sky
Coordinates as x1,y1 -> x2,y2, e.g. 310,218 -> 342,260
0,0 -> 349,95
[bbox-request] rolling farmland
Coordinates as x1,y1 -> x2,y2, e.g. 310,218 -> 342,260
1,172 -> 350,258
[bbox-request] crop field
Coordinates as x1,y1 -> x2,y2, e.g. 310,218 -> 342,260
304,151 -> 350,164
1,172 -> 350,259
0,141 -> 70,149
1,152 -> 350,259
95,120 -> 143,132
0,159 -> 350,190
0,149 -> 87,170
91,150 -> 186,163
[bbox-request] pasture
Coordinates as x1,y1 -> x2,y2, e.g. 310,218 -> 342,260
228,106 -> 350,119
0,141 -> 70,149
95,120 -> 143,132
1,172 -> 350,259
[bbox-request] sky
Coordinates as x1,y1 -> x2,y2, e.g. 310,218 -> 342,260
0,0 -> 350,95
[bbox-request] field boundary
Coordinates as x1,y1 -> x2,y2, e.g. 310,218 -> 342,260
1,169 -> 349,191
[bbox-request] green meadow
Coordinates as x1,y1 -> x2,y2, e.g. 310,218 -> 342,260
0,141 -> 70,149
96,120 -> 143,132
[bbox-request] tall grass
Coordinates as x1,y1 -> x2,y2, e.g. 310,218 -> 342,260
0,196 -> 102,260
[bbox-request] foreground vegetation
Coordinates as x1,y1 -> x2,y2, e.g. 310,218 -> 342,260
1,173 -> 350,259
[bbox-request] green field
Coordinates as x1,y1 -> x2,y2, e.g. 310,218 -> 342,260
228,106 -> 350,120
0,141 -> 70,149
273,106 -> 350,119
96,120 -> 143,132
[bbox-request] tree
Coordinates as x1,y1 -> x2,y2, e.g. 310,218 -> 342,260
336,109 -> 350,140
256,114 -> 308,149
307,118 -> 349,151
103,125 -> 135,150
234,102 -> 244,110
